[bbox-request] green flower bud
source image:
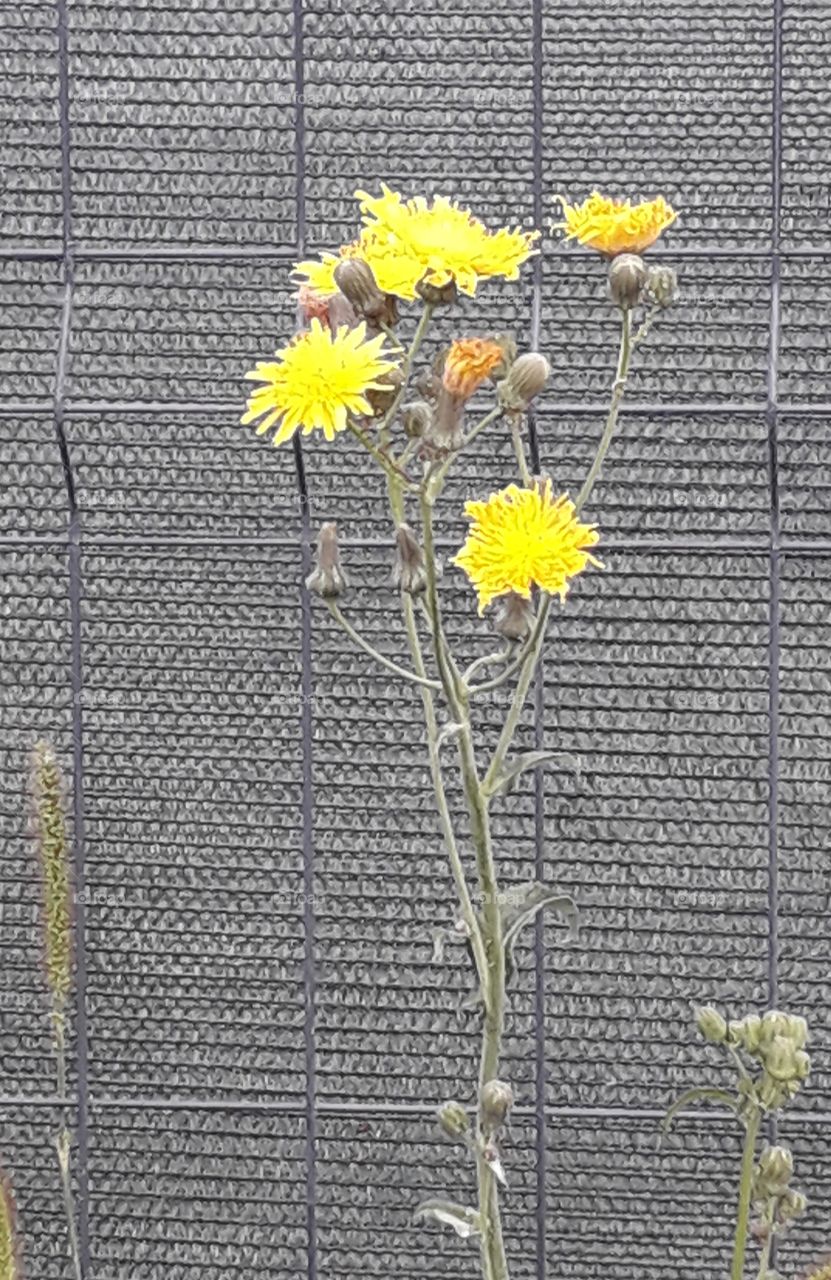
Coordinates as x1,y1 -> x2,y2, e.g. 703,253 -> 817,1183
764,1034 -> 800,1082
498,352 -> 550,412
788,1015 -> 809,1049
646,264 -> 679,309
608,253 -> 647,310
779,1188 -> 808,1221
757,1145 -> 793,1195
760,1010 -> 792,1046
437,1100 -> 470,1141
740,1013 -> 763,1054
696,1005 -> 728,1044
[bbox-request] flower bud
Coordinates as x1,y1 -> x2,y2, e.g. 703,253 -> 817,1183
326,292 -> 360,332
757,1145 -> 793,1195
392,523 -> 428,596
740,1014 -> 763,1055
306,522 -> 348,599
498,353 -> 550,412
696,1005 -> 728,1044
416,276 -> 458,307
437,1100 -> 470,1141
788,1014 -> 809,1049
764,1035 -> 802,1083
779,1188 -> 808,1221
493,591 -> 535,642
608,253 -> 647,310
646,264 -> 679,309
334,259 -> 398,327
401,401 -> 433,439
366,366 -> 404,417
760,1010 -> 792,1045
480,1079 -> 513,1132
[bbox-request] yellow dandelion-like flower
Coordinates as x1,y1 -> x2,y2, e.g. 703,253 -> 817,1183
353,185 -> 538,301
241,319 -> 399,446
555,190 -> 677,256
453,479 -> 601,612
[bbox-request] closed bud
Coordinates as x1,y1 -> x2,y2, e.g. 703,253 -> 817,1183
764,1035 -> 802,1083
498,353 -> 550,412
480,1079 -> 513,1132
794,1048 -> 811,1080
696,1005 -> 728,1044
366,366 -> 404,417
779,1188 -> 808,1221
401,401 -> 433,439
392,523 -> 428,596
437,1100 -> 470,1141
493,591 -> 535,642
788,1015 -> 809,1049
760,1010 -> 792,1045
647,264 -> 679,309
757,1145 -> 793,1195
334,259 -> 398,327
416,276 -> 458,307
741,1013 -> 764,1054
306,522 -> 349,599
608,253 -> 647,310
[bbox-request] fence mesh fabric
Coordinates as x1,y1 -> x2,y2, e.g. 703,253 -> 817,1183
1,0 -> 831,1276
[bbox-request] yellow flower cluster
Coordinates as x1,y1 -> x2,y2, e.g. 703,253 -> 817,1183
556,191 -> 677,256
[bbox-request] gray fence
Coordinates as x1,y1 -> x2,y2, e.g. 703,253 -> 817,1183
2,0 -> 831,1276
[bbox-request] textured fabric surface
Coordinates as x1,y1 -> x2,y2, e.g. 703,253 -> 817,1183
1,0 -> 830,1277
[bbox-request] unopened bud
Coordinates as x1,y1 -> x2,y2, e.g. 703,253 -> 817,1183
498,353 -> 550,412
392,523 -> 428,596
334,259 -> 398,327
437,1100 -> 470,1140
480,1079 -> 513,1132
493,591 -> 535,642
788,1015 -> 809,1049
779,1188 -> 808,1221
366,366 -> 404,417
401,401 -> 433,439
760,1010 -> 792,1045
646,264 -> 679,309
757,1145 -> 793,1194
416,276 -> 458,307
608,254 -> 647,310
696,1005 -> 728,1044
306,522 -> 348,598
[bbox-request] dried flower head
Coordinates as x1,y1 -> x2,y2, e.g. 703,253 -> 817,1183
392,523 -> 429,596
353,185 -> 538,301
442,338 -> 508,401
241,320 -> 399,446
0,1169 -> 22,1280
492,591 -> 535,641
555,191 -> 677,256
306,522 -> 349,599
454,478 -> 601,612
28,741 -> 73,1011
334,258 -> 398,327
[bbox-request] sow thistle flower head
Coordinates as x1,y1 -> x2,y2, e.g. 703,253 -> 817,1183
556,191 -> 677,256
241,319 -> 399,446
454,479 -> 601,612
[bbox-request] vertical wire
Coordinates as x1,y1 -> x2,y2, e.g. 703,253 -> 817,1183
54,0 -> 90,1270
528,4 -> 549,1278
290,3 -> 318,1277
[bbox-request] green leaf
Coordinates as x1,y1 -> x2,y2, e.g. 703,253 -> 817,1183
502,882 -> 579,952
414,1199 -> 481,1239
484,750 -> 582,798
661,1086 -> 738,1138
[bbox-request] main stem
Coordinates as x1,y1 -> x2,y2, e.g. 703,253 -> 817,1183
731,1106 -> 761,1280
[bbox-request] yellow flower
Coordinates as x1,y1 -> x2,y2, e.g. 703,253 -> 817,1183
241,319 -> 398,446
555,191 -> 677,256
453,479 -> 601,612
354,185 -> 538,300
442,337 -> 507,400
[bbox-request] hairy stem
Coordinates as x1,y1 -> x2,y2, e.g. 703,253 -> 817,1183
325,600 -> 441,690
731,1105 -> 761,1280
575,307 -> 632,515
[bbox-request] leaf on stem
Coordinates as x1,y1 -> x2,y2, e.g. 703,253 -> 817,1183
660,1086 -> 739,1139
500,881 -> 578,985
484,750 -> 582,798
414,1199 -> 481,1239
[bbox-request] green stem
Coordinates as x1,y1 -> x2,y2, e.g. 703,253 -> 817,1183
325,600 -> 441,691
346,420 -> 415,488
731,1106 -> 761,1280
375,303 -> 435,437
462,646 -> 513,685
510,417 -> 532,486
574,308 -> 632,515
53,1011 -> 83,1280
755,1200 -> 776,1280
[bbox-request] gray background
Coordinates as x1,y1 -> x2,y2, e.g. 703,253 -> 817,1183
1,0 -> 830,1276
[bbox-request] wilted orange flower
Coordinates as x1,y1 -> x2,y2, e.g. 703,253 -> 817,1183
442,338 -> 506,400
555,191 -> 677,256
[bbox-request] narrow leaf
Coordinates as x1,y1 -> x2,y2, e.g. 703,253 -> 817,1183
661,1086 -> 738,1138
485,750 -> 581,798
414,1199 -> 481,1239
502,882 -> 579,953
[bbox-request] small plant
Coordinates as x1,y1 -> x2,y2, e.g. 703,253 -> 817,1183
667,1007 -> 812,1280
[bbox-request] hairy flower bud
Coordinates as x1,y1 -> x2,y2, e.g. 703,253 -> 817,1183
757,1145 -> 794,1195
437,1100 -> 470,1140
498,353 -> 550,412
760,1010 -> 792,1045
493,591 -> 535,642
696,1005 -> 728,1044
306,522 -> 348,599
779,1188 -> 808,1221
646,264 -> 679,309
764,1035 -> 802,1082
334,259 -> 398,327
480,1079 -> 513,1132
401,400 -> 433,439
392,523 -> 428,596
608,253 -> 647,309
366,366 -> 405,417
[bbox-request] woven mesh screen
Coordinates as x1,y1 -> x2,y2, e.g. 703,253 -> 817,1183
1,0 -> 830,1276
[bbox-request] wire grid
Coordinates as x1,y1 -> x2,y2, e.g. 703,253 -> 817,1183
3,0 -> 831,1275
